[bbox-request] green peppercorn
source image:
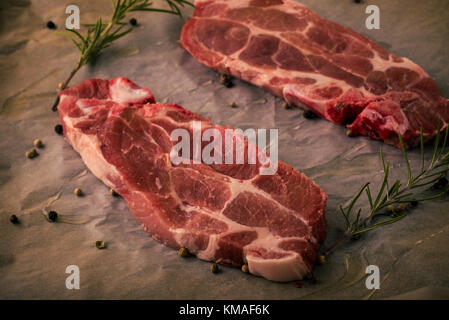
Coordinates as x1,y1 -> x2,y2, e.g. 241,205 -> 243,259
10,214 -> 19,224
95,240 -> 106,249
54,124 -> 63,135
178,247 -> 189,257
318,255 -> 326,265
241,264 -> 249,273
48,210 -> 58,222
210,263 -> 219,273
26,148 -> 39,159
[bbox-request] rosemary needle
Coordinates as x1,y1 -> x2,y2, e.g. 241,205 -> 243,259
327,121 -> 449,255
51,0 -> 193,111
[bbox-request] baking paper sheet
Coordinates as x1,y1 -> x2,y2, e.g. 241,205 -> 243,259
1,0 -> 448,299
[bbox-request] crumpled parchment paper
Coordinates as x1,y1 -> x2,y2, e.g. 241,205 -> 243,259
1,0 -> 448,299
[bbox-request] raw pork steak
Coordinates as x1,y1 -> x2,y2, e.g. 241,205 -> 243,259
58,77 -> 327,282
180,0 -> 449,148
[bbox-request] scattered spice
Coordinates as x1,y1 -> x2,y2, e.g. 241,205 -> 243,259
54,124 -> 63,135
33,139 -> 44,148
396,203 -> 407,213
129,18 -> 137,26
10,214 -> 19,224
386,204 -> 395,213
432,177 -> 448,190
241,264 -> 249,273
178,247 -> 189,257
95,240 -> 106,249
46,20 -> 56,29
74,188 -> 83,196
295,281 -> 302,288
306,274 -> 317,284
303,110 -> 316,119
219,74 -> 233,88
229,102 -> 237,108
48,210 -> 58,222
109,188 -> 119,197
410,200 -> 419,208
57,82 -> 64,90
282,102 -> 291,109
346,129 -> 354,137
354,0 -> 362,4
26,148 -> 39,159
318,255 -> 326,265
210,263 -> 219,274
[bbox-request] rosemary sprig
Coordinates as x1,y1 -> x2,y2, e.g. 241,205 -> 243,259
326,121 -> 449,255
51,0 -> 193,111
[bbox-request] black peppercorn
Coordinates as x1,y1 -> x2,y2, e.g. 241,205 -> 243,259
303,110 -> 317,119
54,124 -> 63,135
432,177 -> 448,190
48,210 -> 58,222
410,200 -> 418,208
46,21 -> 56,29
10,214 -> 19,224
219,74 -> 233,88
129,18 -> 137,26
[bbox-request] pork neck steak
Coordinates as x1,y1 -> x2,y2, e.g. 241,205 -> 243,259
58,77 -> 327,282
180,0 -> 449,148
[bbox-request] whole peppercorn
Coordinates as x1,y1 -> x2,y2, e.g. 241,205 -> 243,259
396,203 -> 407,213
210,263 -> 219,274
410,200 -> 419,208
229,102 -> 237,108
54,124 -> 63,135
109,188 -> 119,197
48,210 -> 58,222
432,177 -> 448,190
74,188 -> 83,196
219,74 -> 233,88
33,139 -> 44,148
129,18 -> 137,26
241,264 -> 249,273
26,148 -> 39,159
96,240 -> 106,249
46,20 -> 56,29
303,110 -> 316,119
178,247 -> 189,257
346,129 -> 354,137
318,255 -> 326,265
282,102 -> 291,109
10,214 -> 19,224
